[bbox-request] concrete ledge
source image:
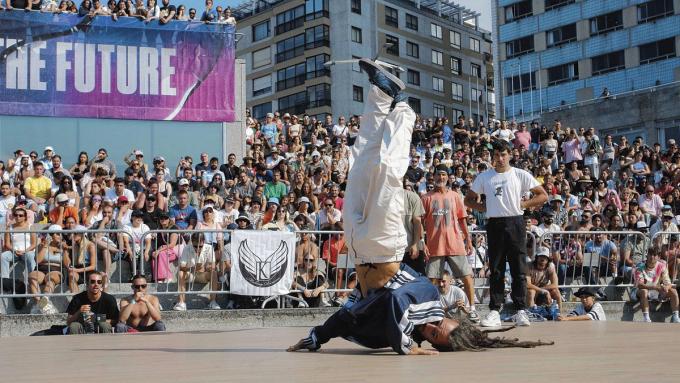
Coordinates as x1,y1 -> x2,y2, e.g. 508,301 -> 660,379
1,301 -> 676,337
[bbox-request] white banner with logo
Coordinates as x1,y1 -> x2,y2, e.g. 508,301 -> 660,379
229,230 -> 296,296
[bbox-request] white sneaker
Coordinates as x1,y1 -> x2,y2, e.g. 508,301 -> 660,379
513,310 -> 531,326
173,302 -> 187,311
642,317 -> 652,323
42,300 -> 58,315
480,310 -> 501,327
671,316 -> 680,323
208,300 -> 221,310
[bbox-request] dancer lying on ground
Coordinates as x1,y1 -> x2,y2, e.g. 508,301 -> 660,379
288,59 -> 553,355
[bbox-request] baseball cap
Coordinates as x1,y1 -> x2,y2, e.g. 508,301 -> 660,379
311,150 -> 321,157
47,224 -> 62,233
434,164 -> 449,174
131,210 -> 144,219
574,286 -> 598,298
56,193 -> 69,203
16,195 -> 27,204
117,196 -> 129,203
663,210 -> 674,218
236,213 -> 251,224
297,196 -> 311,205
44,146 -> 54,152
133,150 -> 144,156
535,247 -> 550,258
153,156 -> 165,162
158,211 -> 170,220
636,221 -> 648,229
266,112 -> 274,118
178,178 -> 189,186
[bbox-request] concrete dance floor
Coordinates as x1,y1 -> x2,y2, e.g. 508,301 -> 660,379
2,321 -> 678,383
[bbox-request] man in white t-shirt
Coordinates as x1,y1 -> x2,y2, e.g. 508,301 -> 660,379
465,139 -> 548,327
438,270 -> 470,317
0,182 -> 16,226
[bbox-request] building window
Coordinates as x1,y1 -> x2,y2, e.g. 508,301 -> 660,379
305,25 -> 330,50
351,27 -> 362,43
275,5 -> 305,35
451,82 -> 463,102
453,109 -> 464,120
351,0 -> 361,14
545,0 -> 575,11
252,102 -> 272,120
471,88 -> 483,103
386,35 -> 399,55
505,1 -> 532,23
385,6 -> 398,27
307,83 -> 331,109
432,76 -> 444,93
276,34 -> 305,63
431,49 -> 443,65
547,62 -> 579,85
451,57 -> 461,75
546,23 -> 577,48
353,85 -> 364,102
639,38 -> 676,65
408,97 -> 421,114
277,63 -> 306,91
506,35 -> 534,58
252,20 -> 270,42
505,72 -> 536,95
305,0 -> 329,21
278,91 -> 307,116
252,47 -> 271,69
637,0 -> 674,24
590,10 -> 623,36
469,37 -> 480,53
450,30 -> 461,49
430,23 -> 442,39
406,41 -> 419,58
433,104 -> 445,118
306,54 -> 331,79
591,50 -> 625,76
407,69 -> 420,86
405,13 -> 418,30
252,75 -> 272,97
471,63 -> 481,78
352,55 -> 361,72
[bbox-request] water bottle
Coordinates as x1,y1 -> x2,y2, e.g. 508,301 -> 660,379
550,300 -> 560,321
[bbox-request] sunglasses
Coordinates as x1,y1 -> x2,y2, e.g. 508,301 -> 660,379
89,279 -> 103,285
325,204 -> 333,207
304,259 -> 314,263
133,284 -> 147,289
14,214 -> 26,218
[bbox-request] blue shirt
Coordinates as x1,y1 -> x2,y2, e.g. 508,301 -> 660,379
261,123 -> 278,146
169,205 -> 197,229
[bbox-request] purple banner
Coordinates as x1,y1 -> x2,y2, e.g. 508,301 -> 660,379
0,12 -> 236,122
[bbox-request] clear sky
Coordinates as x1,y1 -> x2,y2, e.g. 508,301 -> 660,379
178,0 -> 492,30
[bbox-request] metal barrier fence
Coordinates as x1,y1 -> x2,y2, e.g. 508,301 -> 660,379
4,227 -> 677,310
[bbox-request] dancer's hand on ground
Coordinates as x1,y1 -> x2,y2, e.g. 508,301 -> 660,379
408,347 -> 438,356
287,339 -> 312,352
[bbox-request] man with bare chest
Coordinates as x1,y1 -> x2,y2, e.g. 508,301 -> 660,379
116,275 -> 166,333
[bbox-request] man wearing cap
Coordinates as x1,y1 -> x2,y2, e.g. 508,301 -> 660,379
421,164 -> 477,322
634,247 -> 680,323
650,205 -> 678,246
305,150 -> 325,177
465,139 -> 548,327
39,146 -> 55,170
141,194 -> 162,230
265,148 -> 285,170
171,178 -> 200,209
49,194 -> 79,226
557,287 -> 606,321
542,195 -> 567,228
526,247 -> 560,311
151,156 -> 172,182
93,148 -> 117,178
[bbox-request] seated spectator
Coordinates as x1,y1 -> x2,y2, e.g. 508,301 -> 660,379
49,194 -> 79,226
151,212 -> 179,282
28,225 -> 65,314
64,228 -> 97,293
92,204 -> 122,289
23,161 -> 52,216
81,194 -> 103,228
105,177 -> 136,205
169,190 -> 197,230
318,197 -> 342,230
174,233 -> 221,311
634,247 -> 680,323
66,271 -> 119,334
438,270 -> 470,317
292,253 -> 328,308
1,207 -> 37,280
526,247 -> 561,311
557,287 -> 606,321
121,210 -> 152,278
117,275 -> 165,333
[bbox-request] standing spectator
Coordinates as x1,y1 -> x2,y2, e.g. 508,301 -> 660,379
158,0 -> 175,24
634,247 -> 680,323
557,286 -> 606,321
421,164 -> 477,322
222,6 -> 236,24
175,3 -> 187,19
465,139 -> 548,327
117,275 -> 165,332
200,0 -> 216,22
66,271 -> 119,334
188,7 -> 196,20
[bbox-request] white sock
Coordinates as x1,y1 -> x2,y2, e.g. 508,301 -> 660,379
672,311 -> 679,318
469,305 -> 476,312
643,311 -> 650,319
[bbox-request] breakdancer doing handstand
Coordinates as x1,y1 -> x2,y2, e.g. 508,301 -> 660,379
288,59 -> 553,355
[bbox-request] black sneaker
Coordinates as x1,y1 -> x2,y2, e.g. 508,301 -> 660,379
358,58 -> 405,99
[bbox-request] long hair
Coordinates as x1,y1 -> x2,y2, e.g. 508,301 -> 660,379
422,313 -> 554,352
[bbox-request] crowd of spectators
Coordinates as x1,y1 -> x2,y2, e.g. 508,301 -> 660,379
1,104 -> 680,320
0,0 -> 237,24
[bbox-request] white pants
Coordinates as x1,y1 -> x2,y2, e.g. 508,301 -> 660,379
344,86 -> 415,265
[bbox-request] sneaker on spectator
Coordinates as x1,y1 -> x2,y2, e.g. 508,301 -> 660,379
480,310 -> 501,327
225,300 -> 235,310
512,310 -> 531,326
642,317 -> 652,323
468,310 -> 481,324
671,315 -> 680,323
208,300 -> 221,310
173,302 -> 187,311
42,299 -> 58,315
358,59 -> 405,99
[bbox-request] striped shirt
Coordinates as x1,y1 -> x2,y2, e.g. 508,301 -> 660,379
568,302 -> 606,321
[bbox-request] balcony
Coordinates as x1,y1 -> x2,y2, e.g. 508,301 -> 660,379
275,17 -> 304,35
